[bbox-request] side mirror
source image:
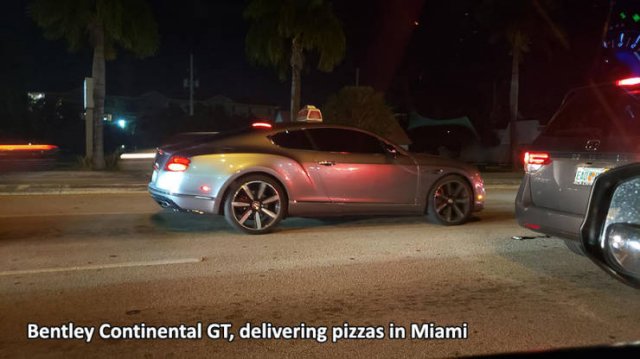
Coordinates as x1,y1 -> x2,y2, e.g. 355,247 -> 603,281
581,163 -> 640,288
383,143 -> 398,158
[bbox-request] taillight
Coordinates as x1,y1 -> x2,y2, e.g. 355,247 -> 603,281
165,156 -> 190,172
523,151 -> 551,173
252,122 -> 272,129
524,223 -> 541,230
524,152 -> 550,165
616,77 -> 640,87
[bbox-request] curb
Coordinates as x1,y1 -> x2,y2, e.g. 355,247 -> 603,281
0,185 -> 148,195
0,190 -> 150,195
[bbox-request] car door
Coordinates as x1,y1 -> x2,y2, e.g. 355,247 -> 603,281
269,128 -> 330,203
306,128 -> 419,206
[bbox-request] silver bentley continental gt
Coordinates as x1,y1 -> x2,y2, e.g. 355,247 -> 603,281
148,122 -> 485,234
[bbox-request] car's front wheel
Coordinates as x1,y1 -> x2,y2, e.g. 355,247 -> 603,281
427,175 -> 473,226
224,175 -> 286,234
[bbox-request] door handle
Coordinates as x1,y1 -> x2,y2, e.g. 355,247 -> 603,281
318,160 -> 336,166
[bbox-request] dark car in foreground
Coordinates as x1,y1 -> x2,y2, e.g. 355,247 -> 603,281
582,163 -> 640,289
516,78 -> 640,254
148,122 -> 485,234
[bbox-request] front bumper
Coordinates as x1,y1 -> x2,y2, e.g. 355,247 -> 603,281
471,172 -> 486,212
148,184 -> 215,214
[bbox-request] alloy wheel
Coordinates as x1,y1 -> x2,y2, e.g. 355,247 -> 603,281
432,179 -> 471,224
230,180 -> 281,231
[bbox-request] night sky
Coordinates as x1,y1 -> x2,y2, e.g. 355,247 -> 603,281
1,0 -> 612,121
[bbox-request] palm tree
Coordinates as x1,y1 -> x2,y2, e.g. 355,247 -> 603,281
244,0 -> 346,122
30,0 -> 158,169
476,0 -> 568,169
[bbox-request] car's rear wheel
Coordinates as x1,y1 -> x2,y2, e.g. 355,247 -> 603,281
427,175 -> 473,226
224,175 -> 286,234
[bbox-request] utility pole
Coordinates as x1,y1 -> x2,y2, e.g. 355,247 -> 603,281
189,53 -> 194,116
184,53 -> 199,116
83,77 -> 94,159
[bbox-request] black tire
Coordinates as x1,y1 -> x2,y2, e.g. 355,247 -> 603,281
427,175 -> 473,226
223,174 -> 287,234
564,240 -> 585,256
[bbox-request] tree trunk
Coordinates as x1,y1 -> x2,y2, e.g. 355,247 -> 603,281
92,23 -> 106,170
289,36 -> 303,122
509,45 -> 520,171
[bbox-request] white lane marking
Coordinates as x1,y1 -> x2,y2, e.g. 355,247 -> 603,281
0,257 -> 203,276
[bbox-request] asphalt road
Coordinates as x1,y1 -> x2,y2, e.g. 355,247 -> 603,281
0,189 -> 639,358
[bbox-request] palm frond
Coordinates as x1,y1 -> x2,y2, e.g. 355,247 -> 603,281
98,0 -> 159,58
29,0 -> 158,59
29,0 -> 93,52
244,0 -> 346,76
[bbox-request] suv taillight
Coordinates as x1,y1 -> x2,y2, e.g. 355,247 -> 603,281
616,77 -> 640,87
165,156 -> 190,172
523,151 -> 551,173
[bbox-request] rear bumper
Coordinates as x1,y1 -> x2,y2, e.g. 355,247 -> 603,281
148,184 -> 215,214
515,174 -> 584,242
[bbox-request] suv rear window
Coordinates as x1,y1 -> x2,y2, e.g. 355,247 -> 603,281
542,86 -> 640,139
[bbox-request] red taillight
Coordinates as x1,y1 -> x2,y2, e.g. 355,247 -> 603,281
252,122 -> 272,129
0,144 -> 58,151
524,151 -> 551,166
617,77 -> 640,87
165,156 -> 190,172
524,223 -> 541,230
523,151 -> 551,173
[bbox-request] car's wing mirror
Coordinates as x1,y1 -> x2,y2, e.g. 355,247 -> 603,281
581,163 -> 640,289
383,143 -> 398,158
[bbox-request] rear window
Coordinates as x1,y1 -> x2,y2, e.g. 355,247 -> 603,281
542,86 -> 640,139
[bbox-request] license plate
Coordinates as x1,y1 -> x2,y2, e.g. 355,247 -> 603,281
574,167 -> 607,186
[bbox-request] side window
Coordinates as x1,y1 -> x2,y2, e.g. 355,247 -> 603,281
308,128 -> 385,154
270,130 -> 314,150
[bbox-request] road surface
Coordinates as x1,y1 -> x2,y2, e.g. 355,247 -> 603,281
0,188 -> 639,358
